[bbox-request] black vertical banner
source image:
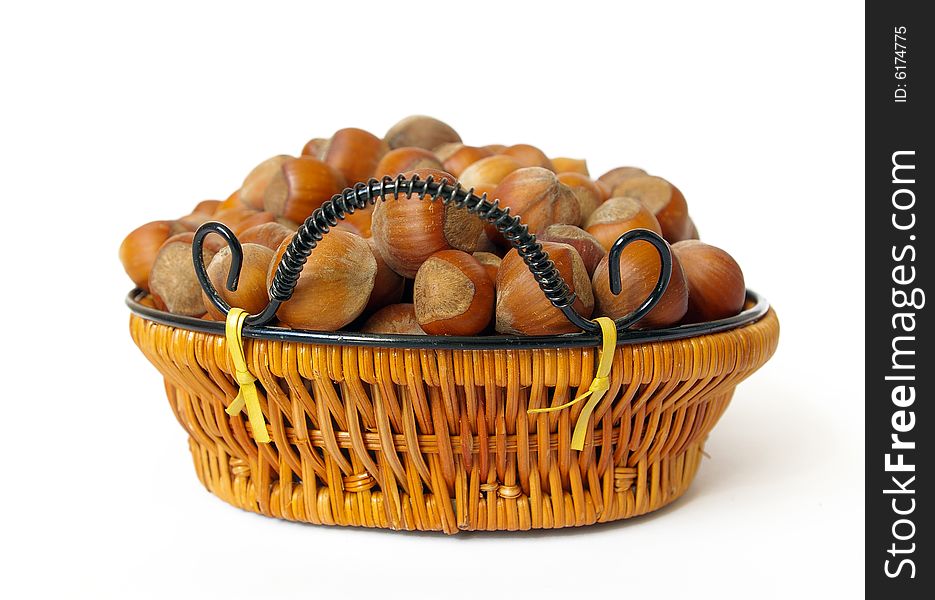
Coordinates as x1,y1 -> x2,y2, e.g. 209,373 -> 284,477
866,1 -> 931,597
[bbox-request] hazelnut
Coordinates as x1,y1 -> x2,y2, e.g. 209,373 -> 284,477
472,251 -> 501,285
231,211 -> 276,236
361,304 -> 425,335
214,190 -> 243,213
591,241 -> 688,328
538,224 -> 606,276
500,144 -> 554,170
551,157 -> 589,175
594,179 -> 613,202
672,241 -> 745,322
374,147 -> 443,179
371,168 -> 483,277
149,232 -> 219,316
240,155 -> 292,210
365,237 -> 405,313
496,242 -> 594,335
584,197 -> 662,251
238,222 -> 295,251
119,220 -> 194,291
324,127 -> 388,185
384,115 -> 461,150
202,243 -> 275,319
597,166 -> 648,190
414,250 -> 494,335
611,176 -> 691,242
492,167 -> 580,235
269,229 -> 376,330
263,156 -> 346,224
458,155 -> 523,189
178,200 -> 223,229
440,145 -> 494,177
301,137 -> 330,159
482,144 -> 507,154
556,172 -> 602,222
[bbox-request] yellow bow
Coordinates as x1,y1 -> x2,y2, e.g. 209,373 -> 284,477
224,308 -> 270,443
528,316 -> 616,451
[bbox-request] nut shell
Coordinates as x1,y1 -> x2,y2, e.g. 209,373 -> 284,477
585,197 -> 663,251
414,250 -> 494,336
324,127 -> 388,185
500,144 -> 554,170
611,176 -> 691,243
361,303 -> 425,335
556,172 -> 602,223
241,155 -> 292,210
538,224 -> 606,276
496,242 -> 594,335
458,155 -> 523,189
371,168 -> 482,277
672,240 -> 745,322
263,156 -> 346,224
597,166 -> 648,189
385,115 -> 461,150
119,220 -> 193,291
492,167 -> 580,235
374,147 -> 443,179
269,229 -> 376,331
592,241 -> 688,328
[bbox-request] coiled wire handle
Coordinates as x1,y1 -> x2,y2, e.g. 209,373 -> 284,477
193,174 -> 672,334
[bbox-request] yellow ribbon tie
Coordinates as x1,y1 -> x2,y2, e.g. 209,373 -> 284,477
528,316 -> 617,451
224,308 -> 270,444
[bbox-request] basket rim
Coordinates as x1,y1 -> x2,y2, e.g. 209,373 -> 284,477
126,288 -> 770,350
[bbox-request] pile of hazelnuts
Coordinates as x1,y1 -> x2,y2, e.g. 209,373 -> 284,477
120,116 -> 747,337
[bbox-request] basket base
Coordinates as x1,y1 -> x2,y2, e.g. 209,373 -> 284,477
187,434 -> 708,533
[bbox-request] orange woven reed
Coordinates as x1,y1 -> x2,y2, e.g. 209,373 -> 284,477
130,307 -> 779,533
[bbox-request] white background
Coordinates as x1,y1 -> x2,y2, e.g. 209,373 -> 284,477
0,1 -> 864,598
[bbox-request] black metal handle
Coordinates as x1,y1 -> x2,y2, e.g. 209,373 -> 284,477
193,174 -> 672,334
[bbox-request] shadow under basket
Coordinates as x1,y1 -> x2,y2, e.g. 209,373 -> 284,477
128,291 -> 778,534
127,173 -> 778,533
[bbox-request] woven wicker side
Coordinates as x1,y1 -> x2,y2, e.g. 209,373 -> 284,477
130,308 -> 779,533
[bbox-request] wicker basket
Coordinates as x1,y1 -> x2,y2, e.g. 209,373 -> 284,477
126,174 -> 779,533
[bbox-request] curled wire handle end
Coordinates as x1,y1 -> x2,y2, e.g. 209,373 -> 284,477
193,222 -> 240,317
607,228 -> 673,330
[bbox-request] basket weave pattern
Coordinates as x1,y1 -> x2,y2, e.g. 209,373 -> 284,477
130,309 -> 778,533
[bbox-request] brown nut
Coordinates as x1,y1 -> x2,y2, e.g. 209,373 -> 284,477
414,250 -> 494,336
149,232 -> 219,316
119,220 -> 194,291
202,243 -> 275,319
584,197 -> 663,251
492,167 -> 580,235
595,179 -> 613,202
672,241 -> 745,322
366,237 -> 406,313
239,222 -> 295,251
591,241 -> 688,328
496,241 -> 593,335
178,200 -> 223,229
240,155 -> 292,210
611,176 -> 691,242
538,224 -> 606,276
551,157 -> 589,175
458,154 -> 523,189
269,229 -> 376,330
500,144 -> 554,170
231,211 -> 276,236
301,137 -> 330,159
556,172 -> 603,223
360,303 -> 425,335
371,168 -> 483,277
214,190 -> 243,213
597,166 -> 649,190
263,156 -> 346,224
472,251 -> 501,285
324,127 -> 388,185
440,145 -> 494,177
384,115 -> 461,150
482,143 -> 507,154
374,147 -> 443,179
